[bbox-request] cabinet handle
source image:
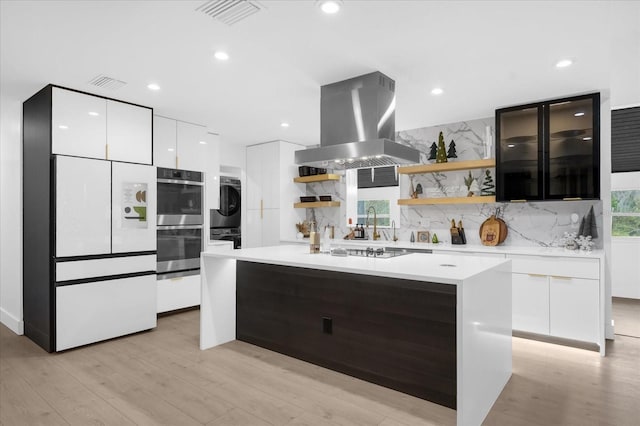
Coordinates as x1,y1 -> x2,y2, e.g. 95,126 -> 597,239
170,277 -> 183,282
528,273 -> 546,278
510,199 -> 527,203
562,197 -> 582,201
105,144 -> 109,159
260,199 -> 263,219
551,275 -> 572,280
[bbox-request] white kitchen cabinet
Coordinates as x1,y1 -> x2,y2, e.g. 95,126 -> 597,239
153,117 -> 218,173
52,87 -> 106,159
111,162 -> 157,253
550,276 -> 599,343
106,100 -> 152,164
245,141 -> 305,248
512,273 -> 550,335
177,121 -> 208,172
153,116 -> 178,168
56,274 -> 157,351
51,87 -> 152,164
157,274 -> 201,314
204,132 -> 221,211
55,156 -> 111,257
507,254 -> 602,352
246,144 -> 264,210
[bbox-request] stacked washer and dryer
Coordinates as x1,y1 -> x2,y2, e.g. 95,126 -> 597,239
210,176 -> 242,249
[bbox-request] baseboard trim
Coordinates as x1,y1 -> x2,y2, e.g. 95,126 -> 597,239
0,307 -> 24,335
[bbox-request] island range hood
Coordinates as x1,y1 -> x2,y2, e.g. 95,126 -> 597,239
294,71 -> 421,169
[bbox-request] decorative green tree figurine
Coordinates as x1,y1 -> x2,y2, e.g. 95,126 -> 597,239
447,140 -> 458,159
428,142 -> 437,161
435,132 -> 448,163
432,233 -> 439,243
481,169 -> 496,196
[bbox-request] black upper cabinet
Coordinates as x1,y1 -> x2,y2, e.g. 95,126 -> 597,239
496,93 -> 600,202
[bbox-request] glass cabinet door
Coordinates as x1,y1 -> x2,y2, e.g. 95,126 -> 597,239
496,106 -> 543,201
546,95 -> 599,199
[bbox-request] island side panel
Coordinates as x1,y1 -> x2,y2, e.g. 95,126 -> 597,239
457,261 -> 512,426
236,260 -> 458,409
200,256 -> 237,350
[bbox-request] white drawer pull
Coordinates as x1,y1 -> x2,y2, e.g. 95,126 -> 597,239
552,275 -> 572,280
528,273 -> 546,278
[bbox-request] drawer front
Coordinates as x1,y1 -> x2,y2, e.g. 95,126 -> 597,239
56,275 -> 157,351
508,254 -> 599,279
56,255 -> 156,282
157,274 -> 201,313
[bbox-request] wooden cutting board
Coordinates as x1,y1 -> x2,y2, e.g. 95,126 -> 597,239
479,215 -> 508,246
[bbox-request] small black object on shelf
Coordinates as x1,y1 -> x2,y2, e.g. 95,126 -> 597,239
300,196 -> 318,203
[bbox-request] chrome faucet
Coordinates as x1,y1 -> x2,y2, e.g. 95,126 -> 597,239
365,206 -> 381,241
391,220 -> 398,242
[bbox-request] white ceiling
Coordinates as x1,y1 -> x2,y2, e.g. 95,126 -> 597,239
1,1 -> 639,148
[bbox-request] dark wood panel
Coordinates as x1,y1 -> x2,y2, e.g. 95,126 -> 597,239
236,261 -> 457,409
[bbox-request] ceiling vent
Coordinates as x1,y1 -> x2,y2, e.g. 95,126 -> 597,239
196,0 -> 264,26
88,75 -> 127,91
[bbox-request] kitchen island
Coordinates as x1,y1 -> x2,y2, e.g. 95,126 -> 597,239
201,245 -> 512,426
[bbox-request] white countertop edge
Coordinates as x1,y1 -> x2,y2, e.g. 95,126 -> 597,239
280,238 -> 605,259
202,245 -> 512,285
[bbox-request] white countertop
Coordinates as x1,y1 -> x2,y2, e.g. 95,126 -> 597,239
202,244 -> 510,285
280,238 -> 605,259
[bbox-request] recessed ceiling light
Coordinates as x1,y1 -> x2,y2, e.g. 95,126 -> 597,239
574,112 -> 585,117
199,141 -> 207,145
88,111 -> 99,116
280,122 -> 290,128
318,0 -> 342,14
168,148 -> 174,152
431,87 -> 444,95
58,125 -> 68,130
507,144 -> 515,148
556,59 -> 573,68
583,137 -> 592,141
147,83 -> 160,91
214,51 -> 229,61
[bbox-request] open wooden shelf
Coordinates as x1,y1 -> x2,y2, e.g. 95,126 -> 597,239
397,196 -> 496,206
293,174 -> 341,183
293,201 -> 341,209
398,159 -> 495,174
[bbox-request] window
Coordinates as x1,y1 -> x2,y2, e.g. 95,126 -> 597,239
357,199 -> 391,227
612,190 -> 640,237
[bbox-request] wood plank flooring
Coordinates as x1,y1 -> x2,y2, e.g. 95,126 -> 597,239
613,297 -> 640,337
1,307 -> 639,426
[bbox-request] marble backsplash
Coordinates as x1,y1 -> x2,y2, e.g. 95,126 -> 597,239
301,117 -> 603,248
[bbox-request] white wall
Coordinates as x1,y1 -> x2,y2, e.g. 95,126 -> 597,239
611,171 -> 640,299
0,93 -> 24,334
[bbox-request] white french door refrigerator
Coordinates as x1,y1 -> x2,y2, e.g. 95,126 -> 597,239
54,155 -> 157,351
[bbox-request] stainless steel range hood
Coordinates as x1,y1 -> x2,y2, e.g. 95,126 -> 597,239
294,71 -> 421,169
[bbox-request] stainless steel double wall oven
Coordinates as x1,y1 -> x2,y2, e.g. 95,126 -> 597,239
157,167 -> 203,278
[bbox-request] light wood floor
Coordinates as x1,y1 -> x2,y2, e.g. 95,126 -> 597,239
613,297 -> 640,338
1,309 -> 639,426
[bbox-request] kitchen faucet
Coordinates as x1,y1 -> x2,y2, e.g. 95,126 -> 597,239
365,206 -> 381,241
391,220 -> 398,242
